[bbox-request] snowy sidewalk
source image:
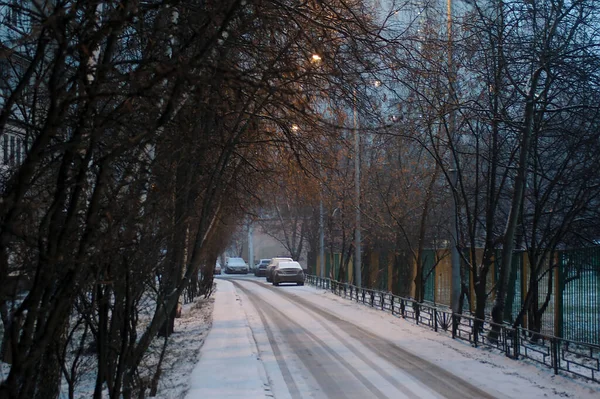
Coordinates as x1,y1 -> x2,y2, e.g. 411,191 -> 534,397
185,280 -> 267,399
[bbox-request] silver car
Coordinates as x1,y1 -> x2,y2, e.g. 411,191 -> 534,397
266,257 -> 293,282
272,261 -> 305,286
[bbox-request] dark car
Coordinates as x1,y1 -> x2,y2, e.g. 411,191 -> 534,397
254,258 -> 272,277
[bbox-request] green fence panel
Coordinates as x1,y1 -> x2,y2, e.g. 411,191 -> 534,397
422,250 -> 435,303
559,247 -> 600,345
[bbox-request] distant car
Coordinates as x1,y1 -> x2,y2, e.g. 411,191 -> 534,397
266,257 -> 293,282
224,257 -> 249,274
254,258 -> 272,277
272,261 -> 305,286
214,262 -> 222,275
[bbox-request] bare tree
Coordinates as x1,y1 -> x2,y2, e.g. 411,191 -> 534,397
0,1 -> 396,398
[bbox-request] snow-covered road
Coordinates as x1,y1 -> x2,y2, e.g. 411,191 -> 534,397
186,276 -> 600,399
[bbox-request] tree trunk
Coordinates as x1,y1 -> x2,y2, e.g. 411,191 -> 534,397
489,66 -> 541,339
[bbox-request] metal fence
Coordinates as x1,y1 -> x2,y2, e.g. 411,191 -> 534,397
318,246 -> 600,346
304,274 -> 600,384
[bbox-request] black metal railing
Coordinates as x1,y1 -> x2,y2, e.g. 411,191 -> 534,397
304,275 -> 600,384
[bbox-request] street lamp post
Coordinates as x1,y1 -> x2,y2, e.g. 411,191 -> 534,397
353,89 -> 362,288
248,222 -> 254,270
319,196 -> 325,278
447,0 -> 461,315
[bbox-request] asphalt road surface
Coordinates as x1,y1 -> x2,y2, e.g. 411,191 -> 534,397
228,276 -> 497,399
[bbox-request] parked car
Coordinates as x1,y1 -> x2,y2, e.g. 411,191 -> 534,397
214,262 -> 222,275
254,258 -> 272,277
272,261 -> 305,286
265,257 -> 293,282
224,257 -> 249,274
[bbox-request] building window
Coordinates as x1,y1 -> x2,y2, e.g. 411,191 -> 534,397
9,135 -> 15,165
9,0 -> 20,26
16,138 -> 21,164
1,133 -> 27,166
2,135 -> 7,164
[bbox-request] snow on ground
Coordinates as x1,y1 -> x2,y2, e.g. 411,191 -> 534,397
1,292 -> 213,398
51,292 -> 214,399
153,295 -> 214,398
185,280 -> 269,399
183,277 -> 600,399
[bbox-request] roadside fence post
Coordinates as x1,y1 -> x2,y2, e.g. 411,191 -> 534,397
414,301 -> 420,325
552,338 -> 559,375
391,295 -> 395,315
513,328 -> 519,359
434,308 -> 438,332
452,313 -> 457,339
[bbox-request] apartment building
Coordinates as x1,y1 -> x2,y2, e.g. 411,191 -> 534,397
0,1 -> 33,170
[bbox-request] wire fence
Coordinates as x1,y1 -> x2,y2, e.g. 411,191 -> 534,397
305,274 -> 600,384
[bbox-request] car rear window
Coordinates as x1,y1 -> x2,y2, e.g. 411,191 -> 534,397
271,258 -> 292,264
278,261 -> 302,269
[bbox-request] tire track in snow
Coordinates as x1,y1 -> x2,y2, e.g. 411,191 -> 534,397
235,283 -> 301,399
233,281 -> 389,399
242,279 -> 496,399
